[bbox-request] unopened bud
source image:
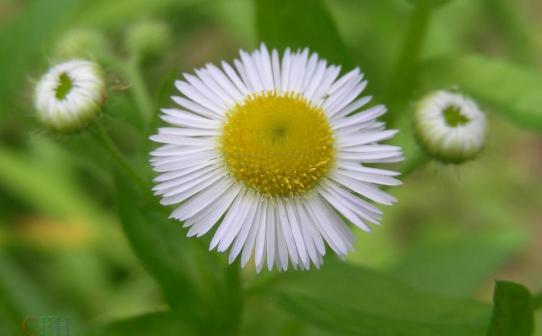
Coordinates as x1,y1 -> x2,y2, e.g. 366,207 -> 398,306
414,90 -> 487,163
34,60 -> 106,132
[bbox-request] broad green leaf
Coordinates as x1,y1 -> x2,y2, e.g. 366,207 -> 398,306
419,55 -> 542,131
260,259 -> 491,336
389,232 -> 525,298
487,281 -> 534,336
115,175 -> 241,334
116,175 -> 207,320
255,0 -> 352,66
90,312 -> 197,336
242,294 -> 346,336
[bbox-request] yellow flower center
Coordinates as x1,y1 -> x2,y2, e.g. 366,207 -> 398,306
221,92 -> 335,197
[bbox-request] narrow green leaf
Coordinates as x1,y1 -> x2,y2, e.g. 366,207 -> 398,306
487,281 -> 534,336
389,232 -> 525,298
419,55 -> 542,131
260,260 -> 491,336
255,0 -> 352,66
91,311 -> 197,336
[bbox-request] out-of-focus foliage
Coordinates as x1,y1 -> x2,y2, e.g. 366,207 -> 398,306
488,281 -> 535,336
390,232 -> 526,298
259,260 -> 491,336
1,0 -> 541,335
419,55 -> 542,130
255,0 -> 352,66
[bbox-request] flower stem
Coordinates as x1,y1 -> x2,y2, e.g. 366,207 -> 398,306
125,55 -> 154,128
92,122 -> 147,192
399,148 -> 429,177
384,2 -> 431,123
224,262 -> 243,336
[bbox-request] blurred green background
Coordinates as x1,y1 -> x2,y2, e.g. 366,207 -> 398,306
0,0 -> 541,335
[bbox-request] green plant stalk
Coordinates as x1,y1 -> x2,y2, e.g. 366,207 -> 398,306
384,2 -> 431,124
92,122 -> 148,193
224,262 -> 243,336
101,52 -> 154,128
125,55 -> 155,128
398,147 -> 429,177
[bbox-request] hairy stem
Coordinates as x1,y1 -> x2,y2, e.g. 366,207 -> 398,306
92,123 -> 147,193
125,55 -> 155,128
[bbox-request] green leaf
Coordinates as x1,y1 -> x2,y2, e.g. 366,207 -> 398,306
389,232 -> 525,298
487,281 -> 534,336
255,0 -> 352,66
259,259 -> 491,336
419,55 -> 542,131
116,176 -> 207,318
91,311 -> 197,336
115,175 -> 241,334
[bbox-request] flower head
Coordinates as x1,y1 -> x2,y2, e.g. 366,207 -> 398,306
34,60 -> 106,132
151,44 -> 403,271
414,90 -> 486,163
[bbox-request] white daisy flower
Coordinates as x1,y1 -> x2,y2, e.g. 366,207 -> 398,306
151,44 -> 403,272
414,90 -> 486,163
34,59 -> 105,132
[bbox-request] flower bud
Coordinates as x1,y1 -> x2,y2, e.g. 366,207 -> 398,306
34,60 -> 106,132
414,90 -> 487,163
126,20 -> 171,58
54,29 -> 110,60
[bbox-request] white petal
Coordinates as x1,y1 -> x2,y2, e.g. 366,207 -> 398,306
221,61 -> 250,96
330,172 -> 397,205
230,195 -> 261,263
174,81 -> 224,117
185,183 -> 242,237
277,200 -> 299,265
319,187 -> 371,232
285,199 -> 309,267
210,189 -> 249,250
206,63 -> 244,102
